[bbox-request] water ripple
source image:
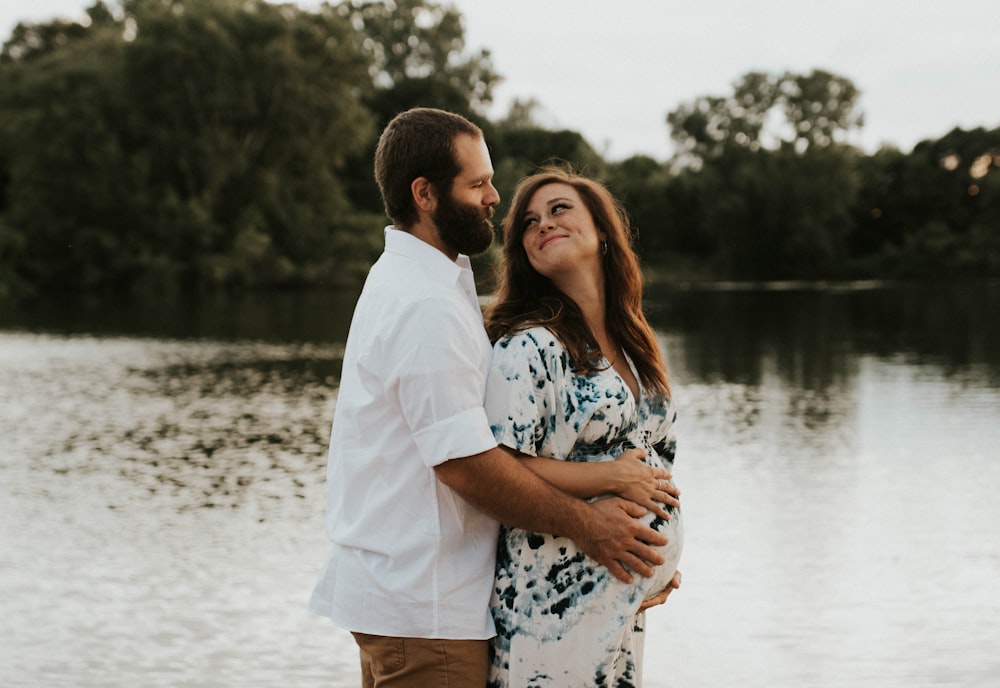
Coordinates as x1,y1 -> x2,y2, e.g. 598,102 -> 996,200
1,333 -> 343,515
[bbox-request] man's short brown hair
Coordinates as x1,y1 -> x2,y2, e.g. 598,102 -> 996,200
374,108 -> 483,228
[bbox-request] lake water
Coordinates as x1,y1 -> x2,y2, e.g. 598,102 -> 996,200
2,282 -> 999,688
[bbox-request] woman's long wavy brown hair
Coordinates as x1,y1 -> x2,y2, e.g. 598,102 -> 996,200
485,167 -> 670,400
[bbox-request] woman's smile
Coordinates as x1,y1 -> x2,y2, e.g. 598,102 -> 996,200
539,234 -> 567,250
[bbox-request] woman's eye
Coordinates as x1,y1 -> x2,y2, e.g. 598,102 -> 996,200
552,203 -> 569,213
524,217 -> 538,228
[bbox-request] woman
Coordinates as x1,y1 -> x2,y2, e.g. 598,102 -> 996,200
483,168 -> 683,687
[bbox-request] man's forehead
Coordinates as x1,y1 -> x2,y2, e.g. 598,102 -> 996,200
453,134 -> 493,177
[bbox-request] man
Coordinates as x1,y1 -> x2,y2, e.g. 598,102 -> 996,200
310,108 -> 672,686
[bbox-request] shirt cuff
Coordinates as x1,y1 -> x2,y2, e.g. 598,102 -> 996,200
413,407 -> 498,467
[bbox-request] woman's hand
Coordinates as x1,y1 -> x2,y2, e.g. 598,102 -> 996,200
610,449 -> 680,521
638,569 -> 682,612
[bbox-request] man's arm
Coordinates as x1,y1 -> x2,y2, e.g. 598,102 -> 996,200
434,446 -> 668,584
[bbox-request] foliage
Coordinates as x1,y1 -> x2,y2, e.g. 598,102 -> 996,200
321,0 -> 503,228
0,4 -> 997,298
659,69 -> 997,281
0,4 -> 137,293
667,69 -> 863,162
0,0 -> 388,294
847,127 -> 1000,278
662,70 -> 864,279
343,0 -> 498,118
605,155 -> 675,258
492,127 -> 605,195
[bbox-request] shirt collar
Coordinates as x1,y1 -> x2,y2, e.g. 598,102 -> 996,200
383,226 -> 472,286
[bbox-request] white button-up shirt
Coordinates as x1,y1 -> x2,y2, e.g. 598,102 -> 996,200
310,227 -> 500,639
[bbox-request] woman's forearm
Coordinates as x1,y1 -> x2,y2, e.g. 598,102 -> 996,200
519,456 -> 619,498
519,450 -> 679,520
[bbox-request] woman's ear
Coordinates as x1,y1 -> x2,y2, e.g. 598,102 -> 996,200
411,177 -> 437,213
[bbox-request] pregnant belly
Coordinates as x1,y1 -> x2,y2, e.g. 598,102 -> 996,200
641,507 -> 684,601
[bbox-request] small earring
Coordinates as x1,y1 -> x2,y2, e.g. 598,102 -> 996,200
601,240 -> 608,256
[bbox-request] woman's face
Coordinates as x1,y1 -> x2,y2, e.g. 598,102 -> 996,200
520,183 -> 603,281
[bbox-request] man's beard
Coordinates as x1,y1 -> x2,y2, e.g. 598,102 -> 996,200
433,190 -> 495,257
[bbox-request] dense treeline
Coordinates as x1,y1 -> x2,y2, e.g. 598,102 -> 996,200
1,0 -> 997,298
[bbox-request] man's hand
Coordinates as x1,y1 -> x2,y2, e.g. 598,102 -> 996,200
434,448 -> 670,586
574,497 -> 669,584
638,569 -> 682,612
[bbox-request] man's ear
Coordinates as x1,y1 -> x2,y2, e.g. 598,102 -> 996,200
411,177 -> 437,213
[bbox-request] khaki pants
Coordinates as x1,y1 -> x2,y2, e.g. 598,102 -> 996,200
351,632 -> 489,688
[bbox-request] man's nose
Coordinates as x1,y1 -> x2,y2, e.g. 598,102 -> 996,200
483,183 -> 500,207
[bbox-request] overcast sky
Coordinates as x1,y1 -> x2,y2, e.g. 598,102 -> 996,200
3,0 -> 998,160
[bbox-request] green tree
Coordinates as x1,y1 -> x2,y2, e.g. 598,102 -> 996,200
849,127 -> 1000,277
778,69 -> 864,153
0,0 -> 381,294
123,0 -> 378,288
664,69 -> 864,279
606,155 -> 674,258
344,0 -> 499,121
0,3 -> 140,293
666,70 -> 779,163
323,0 -> 504,220
667,69 -> 863,162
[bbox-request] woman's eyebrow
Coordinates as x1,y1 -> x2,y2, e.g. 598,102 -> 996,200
523,197 -> 573,219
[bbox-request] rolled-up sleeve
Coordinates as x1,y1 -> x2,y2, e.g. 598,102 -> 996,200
412,405 -> 496,466
390,299 -> 497,467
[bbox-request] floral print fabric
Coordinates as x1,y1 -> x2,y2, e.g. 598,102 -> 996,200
484,326 -> 683,687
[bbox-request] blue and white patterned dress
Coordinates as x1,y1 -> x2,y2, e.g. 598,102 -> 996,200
484,326 -> 683,688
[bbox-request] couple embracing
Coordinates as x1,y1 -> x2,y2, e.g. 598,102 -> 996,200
310,107 -> 683,688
